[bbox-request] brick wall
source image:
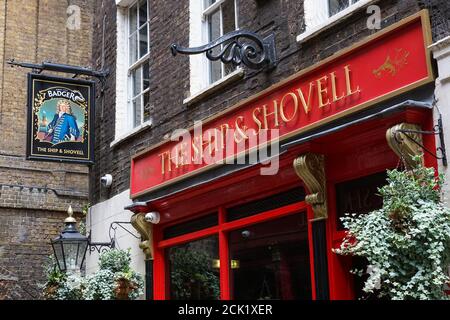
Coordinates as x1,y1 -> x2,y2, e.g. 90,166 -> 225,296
89,0 -> 450,206
0,0 -> 93,299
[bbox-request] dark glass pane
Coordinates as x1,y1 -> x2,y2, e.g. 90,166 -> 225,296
129,4 -> 137,33
52,242 -> 65,271
335,171 -> 387,230
229,214 -> 311,300
132,67 -> 142,97
133,97 -> 142,128
204,0 -> 216,9
222,0 -> 237,76
139,25 -> 148,58
227,187 -> 305,222
222,0 -> 236,35
167,236 -> 220,300
143,61 -> 150,90
209,9 -> 221,83
163,213 -> 218,239
139,0 -> 148,27
143,90 -> 151,122
129,32 -> 138,65
328,0 -> 350,17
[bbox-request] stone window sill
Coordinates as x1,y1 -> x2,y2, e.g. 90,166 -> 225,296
110,120 -> 152,148
183,68 -> 244,106
296,0 -> 379,44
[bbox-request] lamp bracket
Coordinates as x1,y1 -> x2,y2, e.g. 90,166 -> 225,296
87,221 -> 140,254
171,30 -> 277,70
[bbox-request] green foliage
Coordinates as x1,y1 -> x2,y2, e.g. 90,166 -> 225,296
84,249 -> 144,300
99,248 -> 132,273
334,159 -> 450,300
42,249 -> 144,300
170,247 -> 220,300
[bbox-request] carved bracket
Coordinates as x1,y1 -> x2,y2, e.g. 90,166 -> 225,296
293,153 -> 327,220
130,213 -> 153,260
386,123 -> 424,169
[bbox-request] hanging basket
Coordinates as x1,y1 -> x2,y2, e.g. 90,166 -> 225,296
114,277 -> 137,300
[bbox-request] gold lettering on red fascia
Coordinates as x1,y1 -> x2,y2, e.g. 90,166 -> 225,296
160,65 -> 361,175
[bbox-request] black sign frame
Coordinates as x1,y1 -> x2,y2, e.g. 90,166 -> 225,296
26,73 -> 95,164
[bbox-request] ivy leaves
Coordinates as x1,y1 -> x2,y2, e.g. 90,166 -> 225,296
334,160 -> 450,300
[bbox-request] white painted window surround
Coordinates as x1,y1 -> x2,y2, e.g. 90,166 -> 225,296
298,0 -> 379,43
112,0 -> 152,148
187,0 -> 242,105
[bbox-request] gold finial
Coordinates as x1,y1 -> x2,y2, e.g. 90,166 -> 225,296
64,205 -> 77,223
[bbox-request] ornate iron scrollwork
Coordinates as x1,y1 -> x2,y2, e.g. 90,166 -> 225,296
171,30 -> 277,70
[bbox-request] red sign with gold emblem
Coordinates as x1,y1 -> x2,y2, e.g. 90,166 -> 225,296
130,11 -> 434,198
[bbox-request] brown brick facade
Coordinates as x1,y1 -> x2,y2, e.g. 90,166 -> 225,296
0,0 -> 93,299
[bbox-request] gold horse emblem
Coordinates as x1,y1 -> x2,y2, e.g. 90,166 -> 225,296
373,48 -> 410,79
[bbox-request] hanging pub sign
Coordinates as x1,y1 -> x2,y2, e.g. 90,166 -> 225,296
26,74 -> 94,164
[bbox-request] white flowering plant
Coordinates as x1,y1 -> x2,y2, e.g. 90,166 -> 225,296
334,158 -> 450,300
42,249 -> 144,300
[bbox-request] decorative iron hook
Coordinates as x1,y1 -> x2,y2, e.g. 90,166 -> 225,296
171,30 -> 277,70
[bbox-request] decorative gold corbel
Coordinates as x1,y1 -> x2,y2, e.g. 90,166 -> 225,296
130,213 -> 153,260
386,123 -> 424,169
293,153 -> 327,220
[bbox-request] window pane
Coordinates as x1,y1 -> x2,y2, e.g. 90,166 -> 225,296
328,0 -> 351,17
132,67 -> 142,97
133,97 -> 142,127
167,236 -> 220,300
129,32 -> 138,65
229,214 -> 312,300
209,10 -> 222,83
143,90 -> 151,122
139,0 -> 148,27
222,0 -> 236,35
163,213 -> 218,239
204,0 -> 216,9
139,25 -> 149,58
129,4 -> 137,33
143,61 -> 150,90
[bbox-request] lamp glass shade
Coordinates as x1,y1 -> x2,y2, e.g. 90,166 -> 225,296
51,223 -> 88,272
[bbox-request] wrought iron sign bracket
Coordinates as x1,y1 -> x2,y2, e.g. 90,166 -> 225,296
394,115 -> 447,167
171,30 -> 277,71
6,59 -> 110,86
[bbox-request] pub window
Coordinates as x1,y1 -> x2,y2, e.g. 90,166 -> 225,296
128,0 -> 151,129
202,0 -> 238,84
335,171 -> 387,231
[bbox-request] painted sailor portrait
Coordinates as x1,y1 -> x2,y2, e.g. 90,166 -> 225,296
46,99 -> 80,144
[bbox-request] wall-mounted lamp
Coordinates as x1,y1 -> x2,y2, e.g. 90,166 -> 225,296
51,206 -> 118,272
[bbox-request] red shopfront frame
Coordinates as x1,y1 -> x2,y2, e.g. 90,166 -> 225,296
149,106 -> 437,300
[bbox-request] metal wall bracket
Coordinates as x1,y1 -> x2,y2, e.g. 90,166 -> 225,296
87,221 -> 140,254
6,59 -> 109,86
171,30 -> 277,70
392,115 -> 447,167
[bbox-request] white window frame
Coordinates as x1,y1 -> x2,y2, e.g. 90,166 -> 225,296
202,0 -> 239,85
127,0 -> 151,130
112,0 -> 152,148
185,0 -> 243,105
297,0 -> 379,43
